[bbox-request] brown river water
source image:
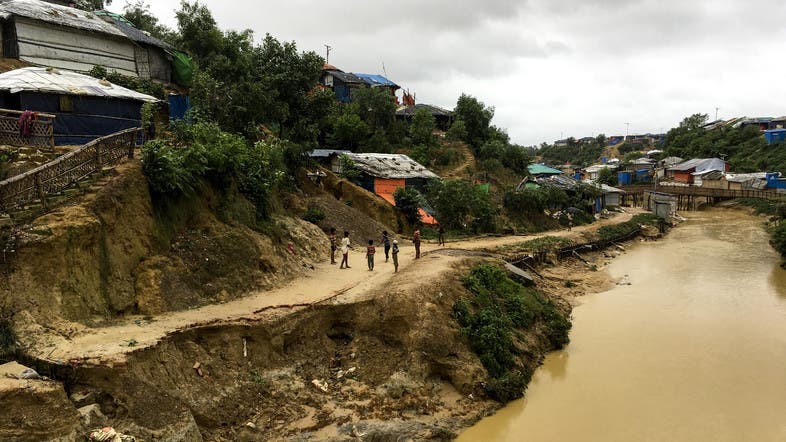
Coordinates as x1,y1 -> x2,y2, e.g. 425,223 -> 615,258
458,209 -> 786,441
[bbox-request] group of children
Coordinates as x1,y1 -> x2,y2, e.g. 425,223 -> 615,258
329,228 -> 400,272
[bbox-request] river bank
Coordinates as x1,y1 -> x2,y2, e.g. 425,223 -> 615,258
458,208 -> 786,441
1,209 -> 664,441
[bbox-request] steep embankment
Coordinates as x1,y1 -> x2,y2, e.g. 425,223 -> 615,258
2,161 -> 329,329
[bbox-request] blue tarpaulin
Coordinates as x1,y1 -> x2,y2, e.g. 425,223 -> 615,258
168,95 -> 191,120
353,73 -> 398,87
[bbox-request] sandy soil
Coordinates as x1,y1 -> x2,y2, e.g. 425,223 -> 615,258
19,209 -> 642,367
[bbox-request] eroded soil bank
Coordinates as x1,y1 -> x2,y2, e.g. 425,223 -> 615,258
1,160 -> 660,441
4,233 -> 646,441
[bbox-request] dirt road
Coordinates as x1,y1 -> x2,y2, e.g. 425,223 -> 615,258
21,211 -> 637,366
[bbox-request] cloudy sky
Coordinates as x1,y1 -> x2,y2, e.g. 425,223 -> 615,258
108,0 -> 786,146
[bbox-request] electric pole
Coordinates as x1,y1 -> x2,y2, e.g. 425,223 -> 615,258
715,107 -> 719,121
324,44 -> 332,64
625,122 -> 630,141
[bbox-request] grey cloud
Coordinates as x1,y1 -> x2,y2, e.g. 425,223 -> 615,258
122,0 -> 786,145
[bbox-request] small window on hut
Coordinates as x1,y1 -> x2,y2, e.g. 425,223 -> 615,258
59,95 -> 73,112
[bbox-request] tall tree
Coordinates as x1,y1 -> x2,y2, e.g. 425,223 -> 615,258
454,94 -> 494,150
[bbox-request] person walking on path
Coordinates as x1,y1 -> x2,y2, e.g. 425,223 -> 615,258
329,228 -> 337,264
381,231 -> 391,262
340,231 -> 352,269
413,229 -> 421,259
392,239 -> 399,272
366,240 -> 376,271
438,225 -> 446,246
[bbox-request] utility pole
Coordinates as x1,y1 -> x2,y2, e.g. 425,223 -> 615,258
324,44 -> 332,64
625,122 -> 630,141
715,107 -> 720,121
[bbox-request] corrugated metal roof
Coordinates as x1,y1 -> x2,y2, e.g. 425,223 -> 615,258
0,67 -> 158,101
327,70 -> 364,84
395,103 -> 454,117
97,11 -> 174,51
345,153 -> 439,179
0,0 -> 126,37
353,73 -> 399,88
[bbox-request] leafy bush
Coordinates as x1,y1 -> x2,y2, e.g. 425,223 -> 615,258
141,122 -> 288,219
0,149 -> 19,181
339,154 -> 361,180
770,223 -> 786,258
89,65 -> 166,99
454,264 -> 572,402
446,119 -> 468,142
434,147 -> 461,166
302,205 -> 325,224
393,187 -> 423,225
0,315 -> 16,358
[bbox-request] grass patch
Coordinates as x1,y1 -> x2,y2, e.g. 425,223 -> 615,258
453,264 -> 571,402
597,213 -> 661,242
734,198 -> 785,216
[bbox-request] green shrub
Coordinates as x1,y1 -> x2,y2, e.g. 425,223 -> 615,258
455,263 -> 572,402
770,223 -> 786,257
141,122 -> 288,219
485,370 -> 531,403
302,205 -> 325,224
0,316 -> 16,358
393,187 -> 423,225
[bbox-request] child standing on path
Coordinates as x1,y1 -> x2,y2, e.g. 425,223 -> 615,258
438,225 -> 446,246
366,240 -> 376,271
392,240 -> 399,272
381,231 -> 391,262
329,228 -> 337,264
340,231 -> 352,269
413,229 -> 421,259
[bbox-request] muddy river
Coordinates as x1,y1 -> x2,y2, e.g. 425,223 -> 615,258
458,210 -> 786,441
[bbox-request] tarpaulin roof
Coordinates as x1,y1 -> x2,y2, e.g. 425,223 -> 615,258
527,163 -> 563,176
0,0 -> 126,37
668,158 -> 725,173
309,149 -> 350,158
353,73 -> 399,88
345,153 -> 439,179
0,67 -> 158,102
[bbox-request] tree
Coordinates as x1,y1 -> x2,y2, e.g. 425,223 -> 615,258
330,113 -> 368,150
428,180 -> 497,232
454,94 -> 494,150
595,134 -> 607,147
393,187 -> 423,225
410,108 -> 437,146
596,167 -> 618,186
352,87 -> 397,132
122,1 -> 175,42
73,0 -> 111,10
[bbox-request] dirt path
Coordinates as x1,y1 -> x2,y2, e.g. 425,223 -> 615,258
22,210 -> 640,366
